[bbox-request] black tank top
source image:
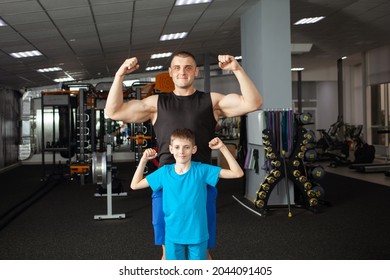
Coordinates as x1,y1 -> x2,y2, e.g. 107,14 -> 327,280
154,90 -> 216,166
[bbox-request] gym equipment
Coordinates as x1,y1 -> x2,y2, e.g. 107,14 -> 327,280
304,149 -> 317,162
307,165 -> 325,180
304,129 -> 316,143
39,85 -> 102,184
128,87 -> 158,175
92,135 -> 126,220
350,128 -> 389,173
311,184 -> 325,200
282,150 -> 292,218
71,88 -> 92,185
350,163 -> 390,173
70,164 -> 90,177
315,116 -> 350,166
41,92 -> 74,178
254,111 -> 328,215
298,112 -> 313,125
58,106 -> 76,158
349,125 -> 375,164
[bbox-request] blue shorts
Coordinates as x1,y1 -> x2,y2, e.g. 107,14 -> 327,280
152,185 -> 218,248
165,240 -> 207,260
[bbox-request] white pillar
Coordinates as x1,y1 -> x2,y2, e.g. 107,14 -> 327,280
241,0 -> 292,202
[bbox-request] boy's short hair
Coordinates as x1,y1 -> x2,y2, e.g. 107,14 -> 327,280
169,51 -> 197,66
170,128 -> 196,145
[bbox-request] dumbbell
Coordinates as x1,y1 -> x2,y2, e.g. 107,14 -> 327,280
298,112 -> 312,125
312,183 -> 325,199
255,199 -> 265,208
304,149 -> 317,162
304,129 -> 316,142
307,165 -> 325,180
260,183 -> 270,191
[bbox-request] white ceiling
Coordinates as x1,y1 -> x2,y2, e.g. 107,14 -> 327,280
0,0 -> 390,90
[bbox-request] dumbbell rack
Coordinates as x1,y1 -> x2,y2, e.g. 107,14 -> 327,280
254,116 -> 325,215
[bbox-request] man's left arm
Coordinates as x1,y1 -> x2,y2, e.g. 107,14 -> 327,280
213,55 -> 263,117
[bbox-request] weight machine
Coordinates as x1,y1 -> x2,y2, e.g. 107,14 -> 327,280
350,128 -> 390,174
315,116 -> 350,166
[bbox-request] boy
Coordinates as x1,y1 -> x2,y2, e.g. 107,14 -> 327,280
131,128 -> 244,260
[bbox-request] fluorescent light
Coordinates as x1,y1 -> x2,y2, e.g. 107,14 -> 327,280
151,52 -> 172,59
175,0 -> 212,5
10,50 -> 42,58
291,67 -> 305,71
160,32 -> 188,41
37,67 -> 62,73
341,56 -> 347,60
0,19 -> 7,27
146,66 -> 163,71
54,77 -> 75,83
294,16 -> 325,25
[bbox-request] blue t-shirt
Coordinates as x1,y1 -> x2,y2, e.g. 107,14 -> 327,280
146,161 -> 221,244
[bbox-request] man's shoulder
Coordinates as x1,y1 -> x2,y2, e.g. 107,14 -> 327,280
142,93 -> 159,105
209,92 -> 225,111
155,91 -> 174,101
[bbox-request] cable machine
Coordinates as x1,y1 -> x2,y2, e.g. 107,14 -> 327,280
41,91 -> 75,178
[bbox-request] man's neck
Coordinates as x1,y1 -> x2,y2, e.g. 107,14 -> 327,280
173,87 -> 197,96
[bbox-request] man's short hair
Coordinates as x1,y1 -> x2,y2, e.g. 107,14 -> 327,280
169,51 -> 197,66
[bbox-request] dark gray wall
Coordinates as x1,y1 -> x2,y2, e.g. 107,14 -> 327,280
0,86 -> 21,169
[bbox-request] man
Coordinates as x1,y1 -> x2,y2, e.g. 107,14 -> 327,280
105,51 -> 262,259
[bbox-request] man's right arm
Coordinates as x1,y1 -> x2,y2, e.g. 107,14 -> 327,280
105,58 -> 158,123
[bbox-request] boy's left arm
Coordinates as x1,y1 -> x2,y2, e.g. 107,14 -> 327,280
209,137 -> 244,179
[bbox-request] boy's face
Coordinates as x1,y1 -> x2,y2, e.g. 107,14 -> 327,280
169,137 -> 197,164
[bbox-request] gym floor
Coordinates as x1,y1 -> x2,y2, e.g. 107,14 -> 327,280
1,156 -> 390,260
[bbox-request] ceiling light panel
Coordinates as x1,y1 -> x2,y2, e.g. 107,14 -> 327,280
294,16 -> 325,25
146,66 -> 163,71
37,67 -> 63,73
53,77 -> 75,83
10,50 -> 43,58
160,32 -> 188,41
175,0 -> 212,6
151,52 -> 172,59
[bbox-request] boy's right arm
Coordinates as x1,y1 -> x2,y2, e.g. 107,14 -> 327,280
130,148 -> 157,190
